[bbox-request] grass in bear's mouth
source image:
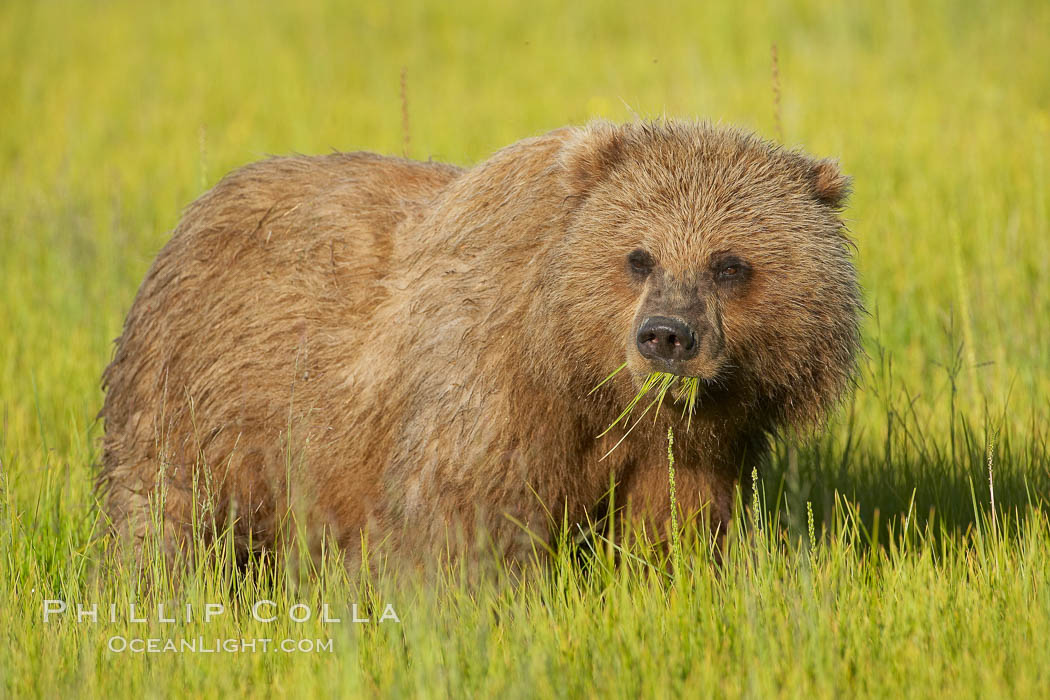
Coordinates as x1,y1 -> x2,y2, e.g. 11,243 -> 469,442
590,363 -> 701,457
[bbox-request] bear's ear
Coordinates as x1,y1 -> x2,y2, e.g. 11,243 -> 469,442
558,122 -> 628,200
808,158 -> 851,209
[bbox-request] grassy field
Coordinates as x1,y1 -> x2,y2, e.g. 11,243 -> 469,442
3,0 -> 1050,696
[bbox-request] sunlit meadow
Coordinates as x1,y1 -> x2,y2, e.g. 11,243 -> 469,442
2,0 -> 1049,696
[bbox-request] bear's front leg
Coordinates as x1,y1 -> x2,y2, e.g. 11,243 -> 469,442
616,450 -> 738,556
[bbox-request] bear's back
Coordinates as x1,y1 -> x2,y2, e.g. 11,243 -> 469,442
98,152 -> 462,552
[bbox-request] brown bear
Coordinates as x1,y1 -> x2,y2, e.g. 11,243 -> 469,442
98,121 -> 861,571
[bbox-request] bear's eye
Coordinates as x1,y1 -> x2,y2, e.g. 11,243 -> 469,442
627,248 -> 655,278
714,256 -> 750,283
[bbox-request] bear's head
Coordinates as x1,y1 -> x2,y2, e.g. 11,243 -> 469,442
550,120 -> 862,431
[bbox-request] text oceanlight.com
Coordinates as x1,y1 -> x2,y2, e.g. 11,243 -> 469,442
106,636 -> 334,654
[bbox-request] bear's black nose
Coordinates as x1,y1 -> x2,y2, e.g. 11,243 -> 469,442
636,316 -> 699,362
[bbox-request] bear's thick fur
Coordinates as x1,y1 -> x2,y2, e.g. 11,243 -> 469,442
99,121 -> 861,570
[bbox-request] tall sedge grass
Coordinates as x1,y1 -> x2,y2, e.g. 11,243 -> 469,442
593,366 -> 702,458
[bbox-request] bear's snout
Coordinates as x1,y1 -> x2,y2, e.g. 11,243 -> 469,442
636,316 -> 699,363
